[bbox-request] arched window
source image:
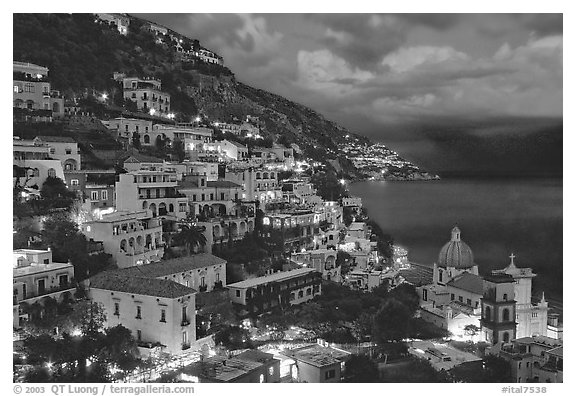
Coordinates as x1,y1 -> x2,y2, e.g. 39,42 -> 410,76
503,332 -> 510,343
169,203 -> 174,212
256,172 -> 261,179
503,308 -> 510,322
485,306 -> 492,321
438,270 -> 443,283
503,293 -> 508,301
47,168 -> 56,178
144,134 -> 150,144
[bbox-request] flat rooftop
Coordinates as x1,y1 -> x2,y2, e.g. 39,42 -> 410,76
182,354 -> 267,382
228,268 -> 318,289
281,344 -> 350,368
14,261 -> 73,278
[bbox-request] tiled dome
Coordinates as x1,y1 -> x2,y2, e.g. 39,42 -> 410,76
438,226 -> 475,269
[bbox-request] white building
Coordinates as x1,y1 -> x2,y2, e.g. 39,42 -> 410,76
96,13 -> 130,35
115,170 -> 189,220
224,166 -> 284,203
34,136 -> 81,171
208,140 -> 248,161
89,272 -> 196,355
13,249 -> 75,328
103,117 -> 153,140
81,210 -> 164,268
290,249 -> 341,283
122,77 -> 171,115
227,268 -> 322,316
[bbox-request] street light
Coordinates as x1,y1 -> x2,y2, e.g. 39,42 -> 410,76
339,179 -> 346,185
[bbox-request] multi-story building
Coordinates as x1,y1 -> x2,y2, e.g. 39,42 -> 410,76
208,140 -> 248,161
89,271 -> 196,355
489,336 -> 563,383
13,61 -> 64,121
116,170 -> 189,220
177,174 -> 242,218
13,137 -> 51,162
64,169 -> 116,216
290,249 -> 341,282
261,210 -> 321,253
122,77 -> 171,115
34,136 -> 81,171
13,157 -> 65,190
198,215 -> 256,253
13,249 -> 75,328
179,350 -> 280,383
83,183 -> 115,212
103,117 -> 153,140
197,48 -> 224,65
80,210 -> 164,268
150,124 -> 213,154
224,166 -> 283,203
96,13 -> 130,35
280,343 -> 351,383
228,268 -> 322,316
251,144 -> 294,166
117,253 -> 227,293
282,179 -> 317,204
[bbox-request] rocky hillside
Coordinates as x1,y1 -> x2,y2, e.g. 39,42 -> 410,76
13,13 -> 433,179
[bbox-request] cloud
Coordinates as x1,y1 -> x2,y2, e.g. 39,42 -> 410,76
294,34 -> 562,124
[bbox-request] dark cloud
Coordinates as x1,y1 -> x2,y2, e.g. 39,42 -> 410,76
516,14 -> 563,36
396,13 -> 462,30
304,14 -> 407,70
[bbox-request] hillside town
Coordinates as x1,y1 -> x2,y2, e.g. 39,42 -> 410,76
12,13 -> 562,384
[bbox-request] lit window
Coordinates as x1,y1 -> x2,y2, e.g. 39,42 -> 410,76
71,179 -> 79,186
268,366 -> 274,376
259,374 -> 264,383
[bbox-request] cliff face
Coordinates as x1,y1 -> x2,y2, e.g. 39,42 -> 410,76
13,13 -> 433,179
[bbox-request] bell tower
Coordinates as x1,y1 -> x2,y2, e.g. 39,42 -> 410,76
480,273 -> 517,344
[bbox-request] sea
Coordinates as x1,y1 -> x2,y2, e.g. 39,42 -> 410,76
349,177 -> 563,302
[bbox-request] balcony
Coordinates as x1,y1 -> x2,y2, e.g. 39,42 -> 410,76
181,319 -> 191,327
19,282 -> 75,303
182,343 -> 191,350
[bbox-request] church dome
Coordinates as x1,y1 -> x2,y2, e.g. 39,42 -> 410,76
438,226 -> 475,269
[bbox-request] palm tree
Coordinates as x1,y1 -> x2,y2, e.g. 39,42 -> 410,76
174,216 -> 207,255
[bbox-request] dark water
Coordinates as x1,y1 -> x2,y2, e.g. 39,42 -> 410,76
349,177 -> 563,300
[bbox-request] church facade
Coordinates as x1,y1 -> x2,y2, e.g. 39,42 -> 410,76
416,226 -> 549,343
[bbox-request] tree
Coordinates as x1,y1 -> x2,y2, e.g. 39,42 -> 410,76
40,176 -> 77,209
388,283 -> 420,316
351,312 -> 373,343
67,300 -> 107,336
100,325 -> 140,371
172,138 -> 185,162
344,355 -> 379,382
131,131 -> 141,149
372,299 -> 413,343
336,251 -> 352,276
214,325 -> 252,350
173,219 -> 207,255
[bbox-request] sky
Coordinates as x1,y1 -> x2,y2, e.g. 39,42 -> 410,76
134,13 -> 563,172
